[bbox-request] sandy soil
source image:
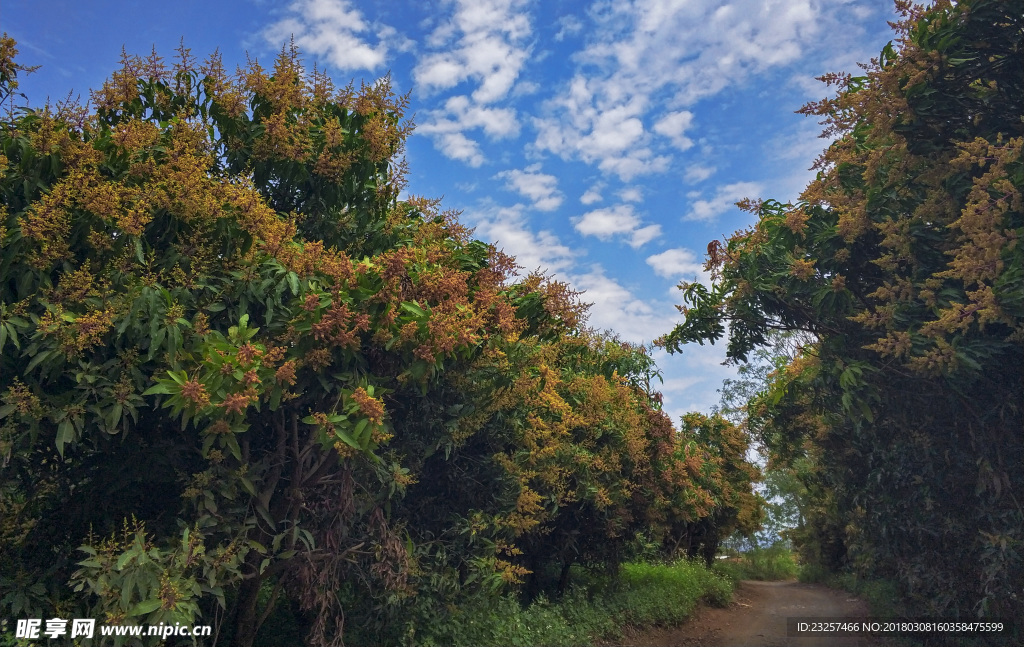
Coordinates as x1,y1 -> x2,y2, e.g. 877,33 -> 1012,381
612,580 -> 879,647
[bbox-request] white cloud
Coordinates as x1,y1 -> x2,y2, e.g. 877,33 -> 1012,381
511,80 -> 540,97
429,131 -> 486,167
659,375 -> 704,395
579,102 -> 645,157
554,14 -> 584,42
686,181 -> 764,221
630,225 -> 662,247
770,118 -> 831,163
645,248 -> 706,281
652,110 -> 695,151
413,0 -> 531,103
597,151 -> 671,180
534,0 -> 823,179
417,95 -> 519,165
465,203 -> 576,275
571,266 -> 676,342
534,83 -> 671,180
495,164 -> 564,211
264,0 -> 389,72
656,341 -> 738,417
573,204 -> 661,248
580,185 -> 604,205
684,164 -> 716,184
617,187 -> 643,203
414,0 -> 532,166
419,95 -> 519,139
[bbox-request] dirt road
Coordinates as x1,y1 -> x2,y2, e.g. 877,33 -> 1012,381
617,580 -> 876,647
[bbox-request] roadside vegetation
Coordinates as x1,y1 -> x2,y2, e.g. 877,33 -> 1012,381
1,0 -> 1018,645
663,0 -> 1022,632
347,559 -> 733,647
0,33 -> 758,647
715,544 -> 801,583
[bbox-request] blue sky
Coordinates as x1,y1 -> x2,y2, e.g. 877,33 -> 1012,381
5,0 -> 899,422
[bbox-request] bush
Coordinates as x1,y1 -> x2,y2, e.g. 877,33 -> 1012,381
381,559 -> 733,647
796,561 -> 830,584
714,544 -> 800,582
661,0 -> 1024,621
0,37 -> 760,647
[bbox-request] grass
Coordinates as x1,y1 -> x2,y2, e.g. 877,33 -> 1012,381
402,559 -> 733,647
713,544 -> 801,582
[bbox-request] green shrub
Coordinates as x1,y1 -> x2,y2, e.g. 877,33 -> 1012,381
384,559 -> 733,647
831,573 -> 905,618
711,559 -> 747,583
713,544 -> 800,581
796,561 -> 830,584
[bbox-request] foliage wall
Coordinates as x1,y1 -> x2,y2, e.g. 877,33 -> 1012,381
0,38 -> 761,646
663,0 -> 1022,619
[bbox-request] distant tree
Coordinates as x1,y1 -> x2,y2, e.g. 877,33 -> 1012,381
662,0 -> 1022,619
659,413 -> 764,565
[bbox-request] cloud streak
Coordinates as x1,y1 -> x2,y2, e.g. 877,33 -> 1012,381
686,181 -> 764,221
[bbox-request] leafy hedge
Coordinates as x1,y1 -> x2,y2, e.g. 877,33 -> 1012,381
663,0 -> 1022,622
0,37 -> 761,646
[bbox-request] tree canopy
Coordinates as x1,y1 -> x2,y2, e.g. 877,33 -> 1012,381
663,0 -> 1022,620
0,38 -> 762,646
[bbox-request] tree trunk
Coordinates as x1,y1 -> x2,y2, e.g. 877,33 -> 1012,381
230,569 -> 263,647
557,558 -> 574,596
702,538 -> 718,568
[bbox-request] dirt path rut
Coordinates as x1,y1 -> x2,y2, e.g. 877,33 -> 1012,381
616,580 -> 877,647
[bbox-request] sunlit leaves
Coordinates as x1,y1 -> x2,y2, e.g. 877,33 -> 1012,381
663,0 -> 1023,620
0,34 -> 763,646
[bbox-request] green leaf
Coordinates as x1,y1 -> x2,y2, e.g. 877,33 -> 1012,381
115,551 -> 135,570
150,327 -> 167,356
129,599 -> 163,616
168,370 -> 187,385
248,540 -> 267,553
353,418 -> 370,446
142,383 -> 173,396
239,476 -> 257,496
56,419 -> 75,458
255,504 -> 276,531
859,400 -> 874,423
25,349 -> 54,374
335,428 -> 360,449
225,434 -> 242,461
401,301 -> 426,317
109,403 -> 123,430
